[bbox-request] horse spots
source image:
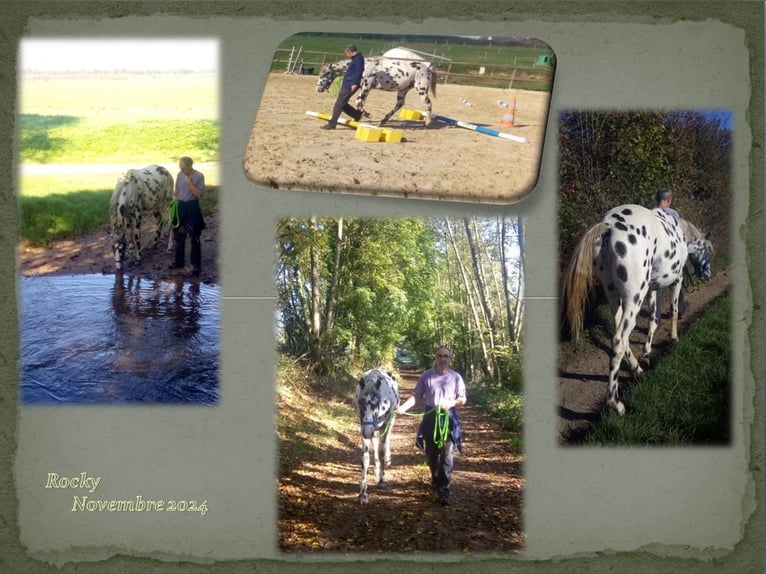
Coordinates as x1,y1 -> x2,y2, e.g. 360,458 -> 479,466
615,222 -> 629,232
628,234 -> 637,244
615,241 -> 627,257
616,264 -> 628,282
621,208 -> 633,216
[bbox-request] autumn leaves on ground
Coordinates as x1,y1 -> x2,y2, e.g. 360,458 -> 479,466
278,366 -> 524,554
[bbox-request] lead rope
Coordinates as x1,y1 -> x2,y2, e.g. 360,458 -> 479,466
432,406 -> 451,449
135,207 -> 174,258
168,198 -> 180,229
400,405 -> 451,449
683,263 -> 700,293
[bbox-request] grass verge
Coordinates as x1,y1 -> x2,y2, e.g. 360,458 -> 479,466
586,293 -> 730,445
20,186 -> 219,246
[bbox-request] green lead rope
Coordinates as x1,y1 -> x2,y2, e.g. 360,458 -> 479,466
682,263 -> 699,293
168,198 -> 180,229
399,405 -> 452,448
433,406 -> 451,449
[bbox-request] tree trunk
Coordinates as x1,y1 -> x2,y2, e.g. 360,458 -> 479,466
323,217 -> 343,340
446,218 -> 490,378
308,216 -> 322,361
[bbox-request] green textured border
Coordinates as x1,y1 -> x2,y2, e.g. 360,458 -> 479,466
1,2 -> 762,573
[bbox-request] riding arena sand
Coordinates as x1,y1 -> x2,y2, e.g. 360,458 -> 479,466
243,73 -> 551,204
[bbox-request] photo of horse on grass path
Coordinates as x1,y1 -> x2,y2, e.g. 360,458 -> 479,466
557,110 -> 733,445
276,216 -> 526,552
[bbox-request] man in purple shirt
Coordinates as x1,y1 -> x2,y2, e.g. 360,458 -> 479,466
321,44 -> 365,130
170,156 -> 206,276
398,346 -> 466,506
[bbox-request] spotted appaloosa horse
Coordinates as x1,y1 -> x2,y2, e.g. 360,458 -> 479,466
316,56 -> 437,126
109,164 -> 174,270
352,368 -> 400,505
562,204 -> 713,415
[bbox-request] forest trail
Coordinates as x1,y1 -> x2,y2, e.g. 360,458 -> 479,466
278,368 -> 525,554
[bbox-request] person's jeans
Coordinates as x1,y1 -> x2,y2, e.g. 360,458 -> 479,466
173,226 -> 202,270
329,85 -> 361,125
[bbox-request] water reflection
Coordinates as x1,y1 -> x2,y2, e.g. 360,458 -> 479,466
20,274 -> 219,404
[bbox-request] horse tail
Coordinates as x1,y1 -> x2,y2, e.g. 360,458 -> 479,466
429,67 -> 437,98
562,222 -> 608,341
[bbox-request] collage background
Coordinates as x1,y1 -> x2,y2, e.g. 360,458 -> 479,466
0,2 -> 762,572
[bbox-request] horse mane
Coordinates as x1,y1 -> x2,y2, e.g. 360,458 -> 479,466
677,217 -> 706,242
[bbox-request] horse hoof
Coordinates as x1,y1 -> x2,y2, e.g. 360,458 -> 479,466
360,495 -> 368,505
616,402 -> 626,416
378,480 -> 388,490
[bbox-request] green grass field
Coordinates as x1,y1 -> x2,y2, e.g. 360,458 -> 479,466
586,294 -> 731,445
18,71 -> 220,245
273,33 -> 555,90
277,33 -> 554,66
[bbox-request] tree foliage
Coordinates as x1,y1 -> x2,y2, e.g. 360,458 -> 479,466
559,110 -> 731,270
276,216 -> 524,388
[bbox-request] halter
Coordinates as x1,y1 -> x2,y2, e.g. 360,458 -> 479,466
361,406 -> 395,438
684,247 -> 711,292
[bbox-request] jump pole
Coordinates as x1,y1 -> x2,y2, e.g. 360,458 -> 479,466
305,110 -> 361,128
431,113 -> 526,143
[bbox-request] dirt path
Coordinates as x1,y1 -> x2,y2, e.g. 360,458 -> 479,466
557,267 -> 733,444
278,368 -> 525,554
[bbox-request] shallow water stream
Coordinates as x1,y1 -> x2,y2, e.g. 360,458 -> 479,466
20,274 -> 219,404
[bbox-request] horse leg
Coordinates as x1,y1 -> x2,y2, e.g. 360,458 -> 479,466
668,281 -> 682,340
643,288 -> 660,359
608,297 -> 641,415
131,213 -> 142,264
383,418 -> 394,466
355,87 -> 372,119
372,434 -> 387,490
380,90 -> 407,126
359,438 -> 370,505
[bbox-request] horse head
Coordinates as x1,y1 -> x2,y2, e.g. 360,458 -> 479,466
315,60 -> 349,93
689,236 -> 714,281
354,369 -> 398,439
680,221 -> 714,282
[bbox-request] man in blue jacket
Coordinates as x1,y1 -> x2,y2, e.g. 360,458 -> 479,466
321,44 -> 365,130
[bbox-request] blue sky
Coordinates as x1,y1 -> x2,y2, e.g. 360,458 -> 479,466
20,39 -> 219,72
702,109 -> 734,131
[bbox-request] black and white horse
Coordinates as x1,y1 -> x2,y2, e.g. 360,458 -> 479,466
316,56 -> 437,126
562,205 -> 713,415
108,164 -> 175,270
352,368 -> 400,504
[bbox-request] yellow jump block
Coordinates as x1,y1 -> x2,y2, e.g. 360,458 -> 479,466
354,125 -> 383,142
380,128 -> 403,143
399,109 -> 425,121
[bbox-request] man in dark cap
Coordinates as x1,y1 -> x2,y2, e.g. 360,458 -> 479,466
321,44 -> 365,130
